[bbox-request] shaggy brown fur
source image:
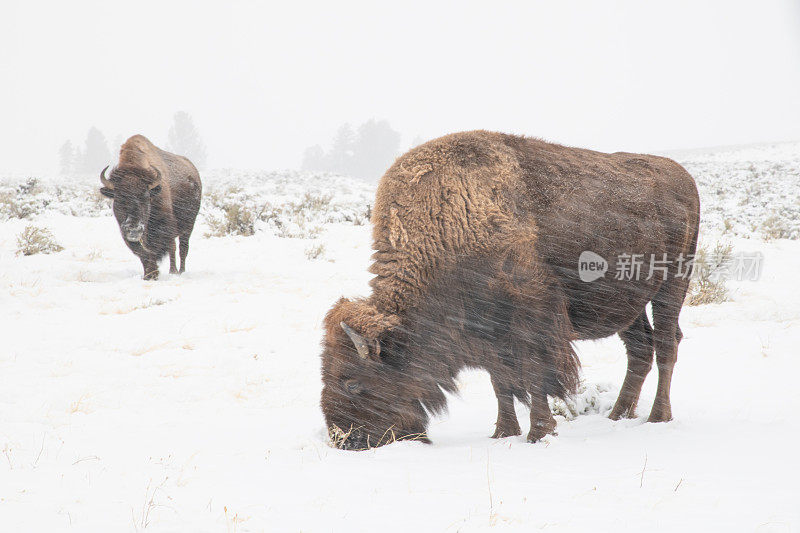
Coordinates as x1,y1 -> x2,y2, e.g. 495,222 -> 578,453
100,135 -> 202,279
320,130 -> 700,449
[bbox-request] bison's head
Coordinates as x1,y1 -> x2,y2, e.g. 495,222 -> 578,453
320,298 -> 442,450
100,166 -> 162,246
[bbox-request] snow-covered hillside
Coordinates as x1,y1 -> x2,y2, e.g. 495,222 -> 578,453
665,141 -> 800,240
1,144 -> 798,531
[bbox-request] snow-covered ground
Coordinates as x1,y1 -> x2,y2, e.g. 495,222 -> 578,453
1,144 -> 799,531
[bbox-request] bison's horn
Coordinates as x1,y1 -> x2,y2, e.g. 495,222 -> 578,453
100,166 -> 113,189
149,166 -> 162,189
340,322 -> 373,359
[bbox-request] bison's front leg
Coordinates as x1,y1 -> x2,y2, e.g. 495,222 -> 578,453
527,386 -> 557,443
141,256 -> 159,280
168,239 -> 178,275
490,376 -> 521,438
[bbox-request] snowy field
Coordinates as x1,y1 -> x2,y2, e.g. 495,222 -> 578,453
1,143 -> 799,531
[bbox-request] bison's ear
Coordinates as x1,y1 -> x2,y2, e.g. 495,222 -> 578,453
100,187 -> 115,198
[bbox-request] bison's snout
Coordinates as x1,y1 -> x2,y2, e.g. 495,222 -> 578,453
121,221 -> 145,242
338,434 -> 371,451
330,427 -> 372,451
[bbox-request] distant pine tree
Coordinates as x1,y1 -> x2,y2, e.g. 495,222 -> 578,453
328,123 -> 356,175
58,140 -> 76,175
79,127 -> 112,175
74,147 -> 83,172
300,119 -> 401,181
351,119 -> 401,181
301,145 -> 326,172
167,111 -> 207,169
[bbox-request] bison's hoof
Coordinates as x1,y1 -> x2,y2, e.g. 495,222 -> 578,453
647,409 -> 673,423
647,399 -> 673,423
169,268 -> 178,275
526,419 -> 557,443
491,423 -> 521,439
143,272 -> 159,281
609,401 -> 638,421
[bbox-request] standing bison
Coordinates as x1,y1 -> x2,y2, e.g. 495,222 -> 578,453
100,135 -> 202,279
320,130 -> 700,449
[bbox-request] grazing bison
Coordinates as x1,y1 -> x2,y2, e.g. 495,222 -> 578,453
100,135 -> 202,279
320,130 -> 700,450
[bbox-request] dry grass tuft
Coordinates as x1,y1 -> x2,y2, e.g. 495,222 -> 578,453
69,393 -> 91,414
132,476 -> 169,531
224,505 -> 247,533
304,243 -> 326,260
327,425 -> 355,449
84,247 -> 104,261
326,424 -> 428,450
16,225 -> 63,256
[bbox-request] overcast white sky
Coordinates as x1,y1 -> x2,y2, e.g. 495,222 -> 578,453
2,0 -> 799,174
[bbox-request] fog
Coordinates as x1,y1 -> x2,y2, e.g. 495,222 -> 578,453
2,0 -> 799,175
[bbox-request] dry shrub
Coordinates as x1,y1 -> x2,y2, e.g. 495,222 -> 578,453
760,213 -> 791,241
290,192 -> 332,216
202,181 -> 365,239
205,203 -> 257,237
0,178 -> 49,220
277,218 -> 323,239
685,242 -> 732,306
0,191 -> 39,219
16,225 -> 64,256
304,243 -> 326,260
17,177 -> 41,195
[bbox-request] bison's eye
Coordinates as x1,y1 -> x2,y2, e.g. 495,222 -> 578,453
344,379 -> 362,394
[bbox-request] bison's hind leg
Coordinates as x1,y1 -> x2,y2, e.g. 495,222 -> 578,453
647,276 -> 690,423
490,376 -> 523,438
609,311 -> 654,420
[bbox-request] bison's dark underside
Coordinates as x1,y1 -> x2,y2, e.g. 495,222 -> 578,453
403,253 -> 582,443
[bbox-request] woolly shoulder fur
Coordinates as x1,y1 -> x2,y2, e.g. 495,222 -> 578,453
368,130 -> 529,316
